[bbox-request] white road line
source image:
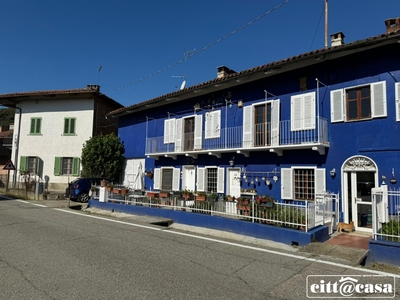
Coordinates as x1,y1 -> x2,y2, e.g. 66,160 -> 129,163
16,202 -> 400,278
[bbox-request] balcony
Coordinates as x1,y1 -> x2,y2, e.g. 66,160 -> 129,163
146,117 -> 329,159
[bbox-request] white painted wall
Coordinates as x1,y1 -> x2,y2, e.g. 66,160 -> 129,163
10,98 -> 94,190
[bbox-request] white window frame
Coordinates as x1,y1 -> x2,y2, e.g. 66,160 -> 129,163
281,167 -> 326,201
205,110 -> 221,139
290,92 -> 315,131
242,99 -> 280,147
196,166 -> 224,193
330,80 -> 387,123
153,167 -> 180,191
174,115 -> 203,152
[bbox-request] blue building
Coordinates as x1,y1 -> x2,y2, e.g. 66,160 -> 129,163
109,18 -> 400,234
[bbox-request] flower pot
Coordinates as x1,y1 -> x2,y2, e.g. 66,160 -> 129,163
100,180 -> 108,187
147,191 -> 159,198
195,196 -> 206,201
159,192 -> 169,198
121,188 -> 128,195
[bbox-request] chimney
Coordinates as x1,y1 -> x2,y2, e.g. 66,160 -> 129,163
86,84 -> 100,91
330,32 -> 345,47
217,66 -> 236,78
385,18 -> 400,34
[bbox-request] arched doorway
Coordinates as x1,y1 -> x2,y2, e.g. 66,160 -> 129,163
341,156 -> 378,233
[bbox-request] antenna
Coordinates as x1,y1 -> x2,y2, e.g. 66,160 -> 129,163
172,49 -> 195,90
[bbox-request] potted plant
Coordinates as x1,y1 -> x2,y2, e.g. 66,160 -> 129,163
159,190 -> 170,198
257,195 -> 275,208
181,189 -> 193,200
207,192 -> 218,203
195,191 -> 206,201
223,195 -> 234,202
106,183 -> 114,192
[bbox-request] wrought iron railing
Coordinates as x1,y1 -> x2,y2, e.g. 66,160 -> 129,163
145,117 -> 328,155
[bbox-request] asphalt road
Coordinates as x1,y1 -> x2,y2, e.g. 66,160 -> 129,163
0,198 -> 399,300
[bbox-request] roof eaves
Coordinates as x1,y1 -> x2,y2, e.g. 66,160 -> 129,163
109,30 -> 400,117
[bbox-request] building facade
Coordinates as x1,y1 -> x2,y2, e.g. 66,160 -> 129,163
0,85 -> 122,191
110,18 -> 400,234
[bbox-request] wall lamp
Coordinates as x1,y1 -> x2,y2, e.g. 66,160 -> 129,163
330,168 -> 336,177
229,156 -> 235,167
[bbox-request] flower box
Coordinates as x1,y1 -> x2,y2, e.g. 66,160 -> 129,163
159,192 -> 170,198
147,191 -> 159,198
195,195 -> 206,201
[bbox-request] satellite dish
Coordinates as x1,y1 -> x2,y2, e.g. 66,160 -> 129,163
180,80 -> 186,90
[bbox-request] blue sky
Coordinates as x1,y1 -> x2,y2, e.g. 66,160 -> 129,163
1,0 -> 399,107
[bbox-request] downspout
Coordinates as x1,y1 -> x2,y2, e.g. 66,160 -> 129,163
13,106 -> 22,188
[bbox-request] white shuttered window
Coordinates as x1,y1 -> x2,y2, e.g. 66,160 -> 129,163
290,92 -> 316,131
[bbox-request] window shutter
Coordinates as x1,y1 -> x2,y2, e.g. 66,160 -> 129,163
330,89 -> 344,123
194,114 -> 203,150
70,118 -> 75,134
242,105 -> 254,148
271,99 -> 280,146
54,157 -> 61,176
163,119 -> 170,144
153,168 -> 161,190
35,157 -> 40,175
205,112 -> 212,139
303,92 -> 316,130
396,83 -> 400,122
174,119 -> 183,152
371,81 -> 387,118
36,118 -> 41,134
72,157 -> 80,176
30,119 -> 35,134
64,119 -> 69,134
172,168 -> 180,191
315,168 -> 326,196
291,95 -> 302,131
281,168 -> 293,199
164,119 -> 176,144
217,167 -> 224,193
205,111 -> 221,139
20,156 -> 27,172
197,167 -> 205,191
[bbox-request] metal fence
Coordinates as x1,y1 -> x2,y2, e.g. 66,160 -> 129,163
94,190 -> 337,233
372,185 -> 400,242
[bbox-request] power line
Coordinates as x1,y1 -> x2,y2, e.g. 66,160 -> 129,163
107,0 -> 291,94
309,2 -> 325,51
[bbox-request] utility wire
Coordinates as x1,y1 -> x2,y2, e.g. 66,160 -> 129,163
309,2 -> 325,51
107,0 -> 291,94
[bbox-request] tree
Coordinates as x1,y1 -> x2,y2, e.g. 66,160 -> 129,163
0,107 -> 15,127
81,133 -> 125,181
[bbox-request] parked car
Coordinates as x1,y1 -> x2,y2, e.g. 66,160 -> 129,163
66,178 -> 109,203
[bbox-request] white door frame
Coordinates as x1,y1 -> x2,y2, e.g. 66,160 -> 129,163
182,165 -> 196,192
341,155 -> 378,233
227,168 -> 241,198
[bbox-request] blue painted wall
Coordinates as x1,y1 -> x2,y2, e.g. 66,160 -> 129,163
118,44 -> 400,204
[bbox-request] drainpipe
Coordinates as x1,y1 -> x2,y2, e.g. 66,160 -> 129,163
13,106 -> 22,188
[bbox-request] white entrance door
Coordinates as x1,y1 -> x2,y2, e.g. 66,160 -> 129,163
347,171 -> 374,232
182,166 -> 196,192
227,168 -> 241,198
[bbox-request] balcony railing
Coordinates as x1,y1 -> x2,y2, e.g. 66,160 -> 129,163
145,117 -> 328,155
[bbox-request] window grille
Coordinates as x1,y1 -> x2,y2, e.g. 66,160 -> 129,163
206,168 -> 218,193
161,168 -> 173,190
294,169 -> 315,200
